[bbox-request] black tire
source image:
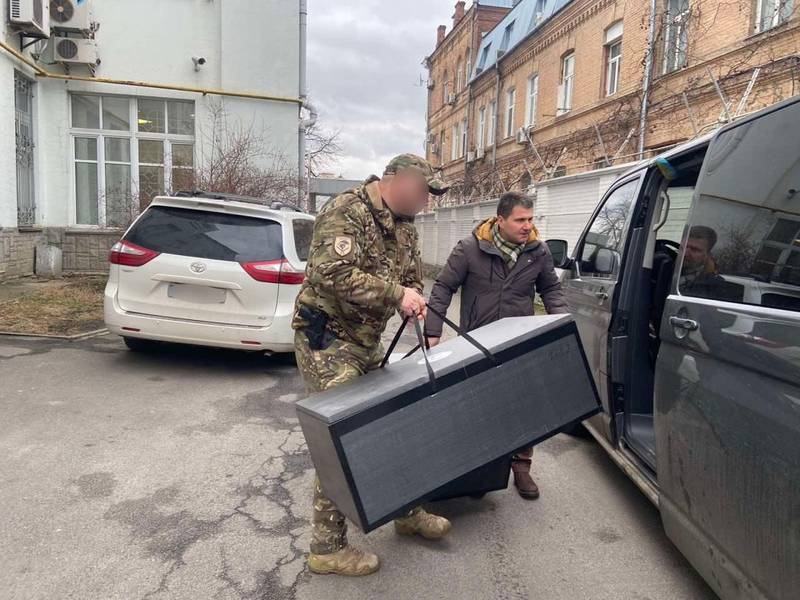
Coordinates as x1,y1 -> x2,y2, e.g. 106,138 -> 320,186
123,337 -> 156,352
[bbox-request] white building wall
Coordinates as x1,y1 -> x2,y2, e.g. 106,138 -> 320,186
2,0 -> 300,230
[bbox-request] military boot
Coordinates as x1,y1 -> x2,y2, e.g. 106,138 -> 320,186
394,507 -> 452,539
307,545 -> 380,576
512,457 -> 540,500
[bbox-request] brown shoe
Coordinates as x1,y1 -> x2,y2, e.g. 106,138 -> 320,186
307,545 -> 380,576
512,458 -> 540,500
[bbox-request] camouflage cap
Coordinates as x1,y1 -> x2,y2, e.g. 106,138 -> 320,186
384,153 -> 450,196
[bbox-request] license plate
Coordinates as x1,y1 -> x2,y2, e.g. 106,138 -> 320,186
167,283 -> 227,304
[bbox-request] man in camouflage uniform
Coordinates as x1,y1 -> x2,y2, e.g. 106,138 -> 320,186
293,154 -> 452,576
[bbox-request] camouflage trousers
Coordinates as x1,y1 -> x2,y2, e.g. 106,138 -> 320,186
295,329 -> 422,555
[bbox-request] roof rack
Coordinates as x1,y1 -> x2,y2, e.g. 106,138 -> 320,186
173,190 -> 306,213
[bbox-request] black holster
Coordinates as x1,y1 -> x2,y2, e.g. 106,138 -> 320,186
298,305 -> 337,351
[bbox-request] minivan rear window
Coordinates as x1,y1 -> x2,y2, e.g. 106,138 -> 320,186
293,219 -> 314,262
126,205 -> 283,262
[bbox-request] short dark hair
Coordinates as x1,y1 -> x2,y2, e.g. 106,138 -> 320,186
689,225 -> 718,250
497,192 -> 533,218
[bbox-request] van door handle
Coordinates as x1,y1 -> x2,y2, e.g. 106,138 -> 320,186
594,290 -> 609,300
669,316 -> 699,331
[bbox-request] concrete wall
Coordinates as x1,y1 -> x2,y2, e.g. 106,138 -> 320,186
416,162 -> 632,268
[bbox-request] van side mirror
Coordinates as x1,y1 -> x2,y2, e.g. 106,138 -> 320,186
546,239 -> 570,268
594,247 -> 618,275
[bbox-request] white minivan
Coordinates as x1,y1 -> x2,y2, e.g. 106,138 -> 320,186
104,192 -> 314,353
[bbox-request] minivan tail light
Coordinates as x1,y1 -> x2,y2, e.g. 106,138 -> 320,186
109,241 -> 160,267
240,259 -> 305,284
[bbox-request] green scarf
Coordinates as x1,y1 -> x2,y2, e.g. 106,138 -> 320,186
492,223 -> 524,268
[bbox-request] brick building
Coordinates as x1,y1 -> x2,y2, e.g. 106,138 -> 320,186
425,0 -> 800,204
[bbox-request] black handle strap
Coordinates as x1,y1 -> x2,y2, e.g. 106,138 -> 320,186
425,304 -> 497,365
380,315 -> 410,368
412,315 -> 438,393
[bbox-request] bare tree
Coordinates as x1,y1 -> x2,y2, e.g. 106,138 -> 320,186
193,101 -> 301,202
305,122 -> 343,177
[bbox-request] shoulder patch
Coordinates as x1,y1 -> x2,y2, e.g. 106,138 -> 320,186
334,235 -> 353,257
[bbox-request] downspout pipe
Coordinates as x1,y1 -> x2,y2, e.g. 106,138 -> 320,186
638,0 -> 658,159
298,0 -> 317,206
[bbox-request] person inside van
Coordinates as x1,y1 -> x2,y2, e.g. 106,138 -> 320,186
680,225 -> 726,298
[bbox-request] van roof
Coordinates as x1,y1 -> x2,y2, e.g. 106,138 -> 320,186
148,193 -> 313,222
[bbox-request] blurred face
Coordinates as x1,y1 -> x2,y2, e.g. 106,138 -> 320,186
684,236 -> 711,268
497,205 -> 534,245
384,171 -> 430,217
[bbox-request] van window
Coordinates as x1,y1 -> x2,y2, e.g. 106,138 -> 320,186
679,101 -> 800,312
126,205 -> 283,263
579,178 -> 638,279
293,218 -> 314,262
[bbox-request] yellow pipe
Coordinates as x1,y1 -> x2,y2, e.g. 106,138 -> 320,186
0,40 -> 301,105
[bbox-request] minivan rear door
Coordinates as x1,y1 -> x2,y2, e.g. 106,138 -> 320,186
655,96 -> 800,600
115,203 -> 288,327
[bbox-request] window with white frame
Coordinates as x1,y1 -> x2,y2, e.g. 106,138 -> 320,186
443,72 -> 449,104
460,119 -> 468,157
466,48 -> 472,83
558,53 -> 575,114
477,106 -> 486,149
505,88 -> 516,138
605,22 -> 623,96
526,74 -> 539,127
451,124 -> 459,161
488,100 -> 497,146
14,71 -> 36,226
70,94 -> 195,227
663,0 -> 690,74
755,0 -> 794,32
457,60 -> 464,93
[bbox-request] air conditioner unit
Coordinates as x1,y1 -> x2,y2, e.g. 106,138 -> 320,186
466,151 -> 476,163
8,0 -> 50,38
476,146 -> 485,159
516,128 -> 529,144
49,0 -> 92,32
431,142 -> 440,155
53,36 -> 98,64
427,78 -> 435,90
496,49 -> 506,60
447,93 -> 457,106
427,132 -> 436,144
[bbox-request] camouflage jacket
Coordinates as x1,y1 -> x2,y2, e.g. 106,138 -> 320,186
292,175 -> 423,349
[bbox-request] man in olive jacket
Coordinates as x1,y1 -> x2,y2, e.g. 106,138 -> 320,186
425,191 -> 568,499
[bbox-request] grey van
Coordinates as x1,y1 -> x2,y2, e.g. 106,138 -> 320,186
547,95 -> 799,600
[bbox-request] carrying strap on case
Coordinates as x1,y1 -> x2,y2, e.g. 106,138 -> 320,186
379,305 -> 498,392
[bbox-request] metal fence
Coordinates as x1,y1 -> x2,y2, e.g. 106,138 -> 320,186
416,163 -> 634,268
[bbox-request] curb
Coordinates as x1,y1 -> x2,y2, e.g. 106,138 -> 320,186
0,328 -> 109,341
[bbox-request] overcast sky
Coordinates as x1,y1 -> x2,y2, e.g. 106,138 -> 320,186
307,0 -> 455,180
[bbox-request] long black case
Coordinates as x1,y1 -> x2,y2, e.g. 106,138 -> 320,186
296,315 -> 600,532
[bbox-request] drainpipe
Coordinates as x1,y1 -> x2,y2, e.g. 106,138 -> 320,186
638,0 -> 658,159
464,7 -> 476,180
298,0 -> 318,206
492,61 -> 501,166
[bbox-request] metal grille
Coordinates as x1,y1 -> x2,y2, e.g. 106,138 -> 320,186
15,71 -> 36,227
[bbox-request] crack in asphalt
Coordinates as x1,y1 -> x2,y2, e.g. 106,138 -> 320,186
109,410 -> 313,600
